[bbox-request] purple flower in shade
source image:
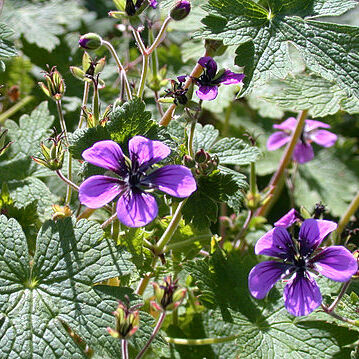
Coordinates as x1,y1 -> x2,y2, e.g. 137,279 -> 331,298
193,57 -> 245,101
248,218 -> 358,316
267,117 -> 337,164
78,137 -> 197,227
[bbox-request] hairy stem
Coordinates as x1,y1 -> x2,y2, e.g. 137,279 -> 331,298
55,170 -> 79,191
78,81 -> 90,129
101,213 -> 118,229
56,100 -> 73,205
135,312 -> 166,359
328,280 -> 351,312
165,335 -> 239,345
121,339 -> 128,359
255,109 -> 308,217
102,40 -> 132,100
136,200 -> 187,296
0,95 -> 34,124
336,190 -> 359,240
147,17 -> 172,55
321,304 -> 358,326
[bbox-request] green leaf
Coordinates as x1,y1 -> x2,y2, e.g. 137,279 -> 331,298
1,101 -> 54,181
293,149 -> 359,217
198,0 -> 359,97
0,23 -> 17,69
0,215 -> 145,358
183,247 -> 358,358
3,0 -> 84,51
259,74 -> 359,118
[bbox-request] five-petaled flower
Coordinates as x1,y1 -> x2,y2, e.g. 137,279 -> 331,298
79,136 -> 197,227
193,56 -> 244,101
248,214 -> 357,316
267,117 -> 337,163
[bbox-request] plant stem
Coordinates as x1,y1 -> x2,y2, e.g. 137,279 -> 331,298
56,100 -> 73,206
336,190 -> 359,240
188,119 -> 197,158
255,110 -> 308,217
328,280 -> 351,312
321,304 -> 358,326
164,234 -> 212,251
159,50 -> 209,127
121,339 -> 128,359
136,200 -> 187,296
250,162 -> 257,196
55,170 -> 79,191
147,17 -> 172,55
101,213 -> 118,229
135,312 -> 166,359
0,95 -> 34,124
78,81 -> 90,129
102,40 -> 132,100
165,335 -> 239,345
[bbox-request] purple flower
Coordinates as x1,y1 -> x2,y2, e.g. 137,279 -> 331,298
267,117 -> 337,163
149,0 -> 158,8
79,137 -> 197,227
194,57 -> 245,101
248,218 -> 358,316
274,208 -> 302,228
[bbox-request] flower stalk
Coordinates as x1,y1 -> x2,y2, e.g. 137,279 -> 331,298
165,335 -> 239,345
78,81 -> 90,129
336,190 -> 359,241
121,339 -> 129,359
135,312 -> 166,359
0,95 -> 34,125
102,40 -> 132,100
255,109 -> 308,217
55,170 -> 79,192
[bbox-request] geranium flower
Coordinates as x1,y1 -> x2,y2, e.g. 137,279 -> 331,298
248,217 -> 357,316
149,0 -> 157,8
193,56 -> 245,101
267,117 -> 337,163
79,137 -> 197,227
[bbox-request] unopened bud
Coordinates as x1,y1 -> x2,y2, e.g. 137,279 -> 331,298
183,155 -> 196,168
170,0 -> 191,21
107,299 -> 141,339
69,66 -> 85,81
39,66 -> 65,101
195,149 -> 208,164
151,276 -> 186,312
79,33 -> 103,50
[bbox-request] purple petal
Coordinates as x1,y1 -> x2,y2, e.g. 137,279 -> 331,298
292,142 -> 314,163
299,218 -> 337,254
309,129 -> 337,148
305,119 -> 330,131
274,208 -> 299,228
255,227 -> 294,259
273,117 -> 297,131
79,175 -> 123,208
82,140 -> 127,176
198,56 -> 217,78
218,70 -> 245,85
149,0 -> 158,8
177,75 -> 187,83
248,261 -> 293,299
196,85 -> 218,101
145,165 -> 197,197
129,136 -> 171,169
116,190 -> 158,227
283,272 -> 322,316
267,131 -> 291,151
311,246 -> 358,282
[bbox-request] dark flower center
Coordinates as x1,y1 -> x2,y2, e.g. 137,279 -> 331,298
198,69 -> 214,86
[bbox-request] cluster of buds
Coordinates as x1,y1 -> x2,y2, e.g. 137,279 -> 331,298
107,299 -> 141,340
82,103 -> 112,128
38,66 -> 65,101
32,130 -> 65,171
151,276 -> 186,312
70,52 -> 106,88
183,149 -> 219,176
0,128 -> 12,157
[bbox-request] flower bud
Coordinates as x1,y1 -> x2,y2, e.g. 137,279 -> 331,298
183,155 -> 196,168
194,149 -> 208,164
32,131 -> 65,171
170,0 -> 191,21
69,66 -> 85,81
151,276 -> 186,312
79,33 -> 103,50
39,66 -> 65,101
107,300 -> 141,340
0,128 -> 12,157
